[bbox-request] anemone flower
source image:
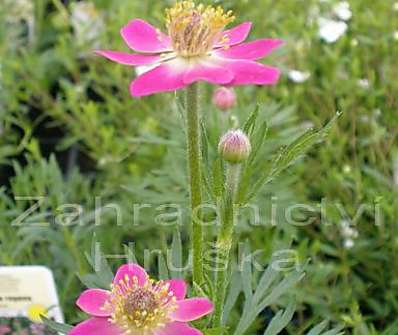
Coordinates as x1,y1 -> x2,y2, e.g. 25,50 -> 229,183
69,263 -> 213,335
95,1 -> 283,97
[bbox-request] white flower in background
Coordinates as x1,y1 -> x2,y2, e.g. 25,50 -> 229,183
394,2 -> 398,11
357,79 -> 370,89
340,220 -> 359,249
318,18 -> 348,43
71,2 -> 104,47
333,1 -> 352,21
341,220 -> 359,238
288,70 -> 311,83
394,31 -> 398,41
344,239 -> 354,249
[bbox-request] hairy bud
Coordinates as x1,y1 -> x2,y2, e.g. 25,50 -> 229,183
212,87 -> 236,111
218,129 -> 251,163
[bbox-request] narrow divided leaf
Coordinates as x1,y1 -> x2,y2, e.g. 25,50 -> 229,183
263,300 -> 296,335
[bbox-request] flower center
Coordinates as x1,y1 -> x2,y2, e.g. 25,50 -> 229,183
123,288 -> 158,318
107,276 -> 177,334
166,1 -> 235,57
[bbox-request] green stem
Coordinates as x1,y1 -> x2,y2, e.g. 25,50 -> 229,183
213,163 -> 241,326
185,83 -> 204,285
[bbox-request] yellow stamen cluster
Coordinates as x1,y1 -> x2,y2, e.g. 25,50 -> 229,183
165,1 -> 235,57
105,275 -> 177,334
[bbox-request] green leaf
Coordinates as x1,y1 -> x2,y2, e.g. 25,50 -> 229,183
382,319 -> 398,335
249,120 -> 268,164
264,300 -> 296,335
124,243 -> 138,264
322,330 -> 344,335
223,270 -> 242,325
81,236 -> 114,289
212,156 -> 224,199
158,253 -> 169,280
252,262 -> 279,305
234,262 -> 305,335
170,229 -> 183,278
243,104 -> 260,136
201,272 -> 215,298
205,327 -> 229,335
241,241 -> 253,300
254,270 -> 305,316
306,321 -> 329,335
193,280 -> 208,298
247,113 -> 341,202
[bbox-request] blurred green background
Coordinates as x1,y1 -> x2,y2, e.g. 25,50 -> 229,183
0,0 -> 397,334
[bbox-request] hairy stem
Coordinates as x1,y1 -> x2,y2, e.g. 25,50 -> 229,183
185,83 -> 204,285
213,163 -> 241,326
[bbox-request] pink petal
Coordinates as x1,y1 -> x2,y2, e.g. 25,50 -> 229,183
69,318 -> 122,335
166,279 -> 187,300
170,298 -> 214,322
183,62 -> 234,85
121,19 -> 171,53
157,322 -> 202,335
95,50 -> 161,66
215,22 -> 252,47
130,62 -> 187,97
221,59 -> 281,86
113,263 -> 148,286
215,39 -> 284,60
76,289 -> 111,317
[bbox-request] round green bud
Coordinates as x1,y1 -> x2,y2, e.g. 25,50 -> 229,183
218,129 -> 251,164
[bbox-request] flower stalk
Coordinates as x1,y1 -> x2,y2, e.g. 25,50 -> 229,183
213,163 -> 241,326
185,83 -> 204,286
213,129 -> 251,326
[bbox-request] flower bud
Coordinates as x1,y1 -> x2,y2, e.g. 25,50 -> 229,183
212,87 -> 236,111
218,129 -> 251,164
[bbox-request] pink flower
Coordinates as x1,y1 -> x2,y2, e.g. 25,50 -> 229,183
69,263 -> 213,335
213,87 -> 237,111
95,1 -> 283,97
